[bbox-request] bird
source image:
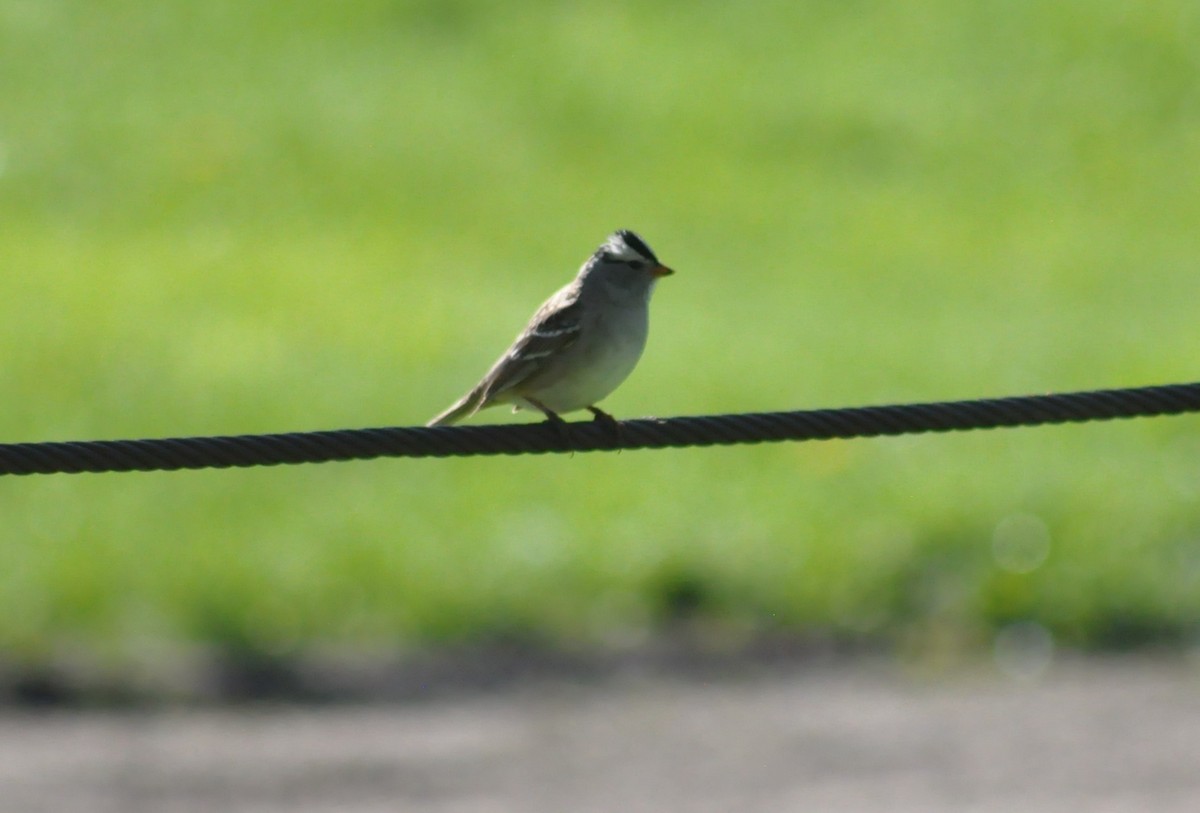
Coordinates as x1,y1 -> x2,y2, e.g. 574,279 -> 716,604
428,229 -> 673,428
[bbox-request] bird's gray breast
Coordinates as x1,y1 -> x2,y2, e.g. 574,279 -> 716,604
530,290 -> 650,411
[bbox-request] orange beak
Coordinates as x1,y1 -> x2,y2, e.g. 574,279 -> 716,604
651,264 -> 674,278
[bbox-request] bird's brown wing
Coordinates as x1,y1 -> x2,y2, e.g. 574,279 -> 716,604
478,286 -> 584,403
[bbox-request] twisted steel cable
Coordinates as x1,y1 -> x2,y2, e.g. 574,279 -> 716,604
1,381 -> 1198,476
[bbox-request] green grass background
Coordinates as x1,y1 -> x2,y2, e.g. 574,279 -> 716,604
2,1 -> 1199,673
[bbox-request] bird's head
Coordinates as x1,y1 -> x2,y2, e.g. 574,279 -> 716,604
584,230 -> 674,291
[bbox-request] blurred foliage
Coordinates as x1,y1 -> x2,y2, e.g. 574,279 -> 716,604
1,0 -> 1199,674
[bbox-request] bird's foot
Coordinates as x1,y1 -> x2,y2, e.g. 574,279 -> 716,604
545,412 -> 577,452
587,406 -> 623,450
527,399 -> 576,452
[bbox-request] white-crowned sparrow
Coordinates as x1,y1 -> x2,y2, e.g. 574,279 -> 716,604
428,229 -> 673,427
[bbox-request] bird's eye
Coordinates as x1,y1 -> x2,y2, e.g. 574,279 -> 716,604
599,249 -> 646,269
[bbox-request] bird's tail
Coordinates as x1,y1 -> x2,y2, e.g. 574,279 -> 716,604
426,388 -> 487,427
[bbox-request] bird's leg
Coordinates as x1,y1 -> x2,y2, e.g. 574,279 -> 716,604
586,406 -> 623,448
525,398 -> 575,451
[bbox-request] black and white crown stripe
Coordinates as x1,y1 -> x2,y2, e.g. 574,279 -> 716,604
612,229 -> 658,262
599,229 -> 659,265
